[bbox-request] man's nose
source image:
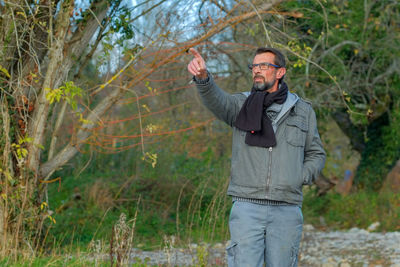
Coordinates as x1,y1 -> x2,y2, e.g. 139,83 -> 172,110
253,69 -> 262,76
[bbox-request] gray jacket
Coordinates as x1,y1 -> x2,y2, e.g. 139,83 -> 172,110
195,74 -> 326,206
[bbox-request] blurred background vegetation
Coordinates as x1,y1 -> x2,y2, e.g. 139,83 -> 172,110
48,0 -> 400,250
0,0 -> 399,265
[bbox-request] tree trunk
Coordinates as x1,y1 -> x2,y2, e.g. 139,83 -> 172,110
332,106 -> 400,191
27,0 -> 74,174
27,1 -> 109,177
332,110 -> 365,154
39,87 -> 124,178
0,97 -> 12,253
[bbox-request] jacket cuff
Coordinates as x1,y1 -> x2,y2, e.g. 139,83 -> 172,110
193,71 -> 211,85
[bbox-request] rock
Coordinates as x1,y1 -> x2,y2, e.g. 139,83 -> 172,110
348,227 -> 369,235
189,243 -> 198,249
303,224 -> 315,231
321,257 -> 338,267
367,221 -> 381,232
212,243 -> 224,249
339,260 -> 351,267
199,242 -> 210,248
319,216 -> 327,227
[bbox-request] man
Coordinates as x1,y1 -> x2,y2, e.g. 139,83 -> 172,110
187,47 -> 326,267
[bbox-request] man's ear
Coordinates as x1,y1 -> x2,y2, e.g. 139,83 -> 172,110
276,67 -> 286,79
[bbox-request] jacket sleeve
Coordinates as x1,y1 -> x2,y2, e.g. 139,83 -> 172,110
303,106 -> 326,185
194,73 -> 242,127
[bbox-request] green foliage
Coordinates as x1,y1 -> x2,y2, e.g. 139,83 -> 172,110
0,255 -> 110,267
47,146 -> 231,248
45,81 -> 84,111
0,64 -> 11,78
303,189 -> 400,231
194,244 -> 209,267
110,6 -> 135,45
11,136 -> 31,160
286,40 -> 312,68
45,146 -> 400,257
355,98 -> 400,190
278,0 -> 398,121
99,4 -> 136,62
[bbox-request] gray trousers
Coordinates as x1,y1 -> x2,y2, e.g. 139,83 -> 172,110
227,201 -> 303,267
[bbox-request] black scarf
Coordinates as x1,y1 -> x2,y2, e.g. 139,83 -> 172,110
234,82 -> 288,147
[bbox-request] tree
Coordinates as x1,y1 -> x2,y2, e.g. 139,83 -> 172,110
0,0 -> 168,255
0,0 -> 286,255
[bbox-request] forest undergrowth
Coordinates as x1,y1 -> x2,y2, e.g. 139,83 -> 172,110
2,142 -> 398,266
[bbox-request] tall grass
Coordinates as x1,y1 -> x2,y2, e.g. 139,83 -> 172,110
2,143 -> 399,265
44,146 -> 232,248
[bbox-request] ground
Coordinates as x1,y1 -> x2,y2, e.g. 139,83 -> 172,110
97,225 -> 400,266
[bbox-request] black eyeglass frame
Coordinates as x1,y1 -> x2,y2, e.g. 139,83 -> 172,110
248,62 -> 281,71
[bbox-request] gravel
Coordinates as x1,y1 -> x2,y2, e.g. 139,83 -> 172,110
300,225 -> 400,267
127,225 -> 400,266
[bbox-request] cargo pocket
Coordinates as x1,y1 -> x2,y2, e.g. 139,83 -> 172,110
226,241 -> 238,267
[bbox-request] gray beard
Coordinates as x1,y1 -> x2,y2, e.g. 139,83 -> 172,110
253,80 -> 275,91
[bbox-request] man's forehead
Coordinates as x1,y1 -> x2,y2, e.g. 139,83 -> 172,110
253,52 -> 275,62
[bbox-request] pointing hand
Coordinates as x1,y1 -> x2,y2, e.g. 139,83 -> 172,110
187,48 -> 208,80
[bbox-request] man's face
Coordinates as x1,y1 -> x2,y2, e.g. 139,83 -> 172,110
252,52 -> 279,92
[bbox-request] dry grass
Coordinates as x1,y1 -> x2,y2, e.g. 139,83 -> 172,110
87,181 -> 115,211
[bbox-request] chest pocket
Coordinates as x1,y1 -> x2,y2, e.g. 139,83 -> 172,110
285,116 -> 308,147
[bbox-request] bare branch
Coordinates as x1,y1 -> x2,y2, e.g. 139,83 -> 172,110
39,87 -> 124,178
48,101 -> 68,161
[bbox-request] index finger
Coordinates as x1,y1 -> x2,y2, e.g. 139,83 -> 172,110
189,48 -> 203,60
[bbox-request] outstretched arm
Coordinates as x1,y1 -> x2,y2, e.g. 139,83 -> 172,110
187,48 -> 242,126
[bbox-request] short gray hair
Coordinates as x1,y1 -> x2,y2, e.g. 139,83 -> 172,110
255,47 -> 286,68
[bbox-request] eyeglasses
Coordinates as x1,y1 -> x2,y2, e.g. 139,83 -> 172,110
248,62 -> 280,71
